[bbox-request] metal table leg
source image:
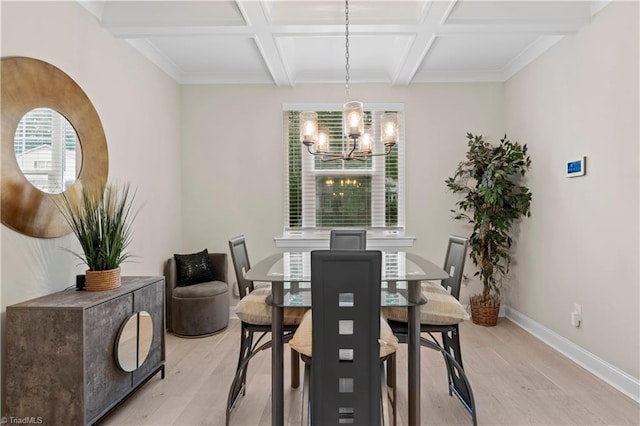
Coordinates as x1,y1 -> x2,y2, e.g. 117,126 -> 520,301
272,283 -> 284,426
408,280 -> 421,425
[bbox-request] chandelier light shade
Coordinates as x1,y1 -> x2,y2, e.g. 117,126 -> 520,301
343,100 -> 364,138
381,112 -> 399,146
299,0 -> 399,162
300,111 -> 318,146
358,128 -> 373,153
317,127 -> 330,152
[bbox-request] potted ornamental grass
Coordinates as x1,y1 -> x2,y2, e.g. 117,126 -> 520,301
445,133 -> 532,326
56,182 -> 138,291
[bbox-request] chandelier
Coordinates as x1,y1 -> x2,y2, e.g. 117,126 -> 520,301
299,0 -> 398,162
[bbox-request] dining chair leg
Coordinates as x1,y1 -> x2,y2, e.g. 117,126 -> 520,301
301,362 -> 311,426
383,353 -> 397,426
380,360 -> 397,426
388,355 -> 397,426
239,328 -> 254,396
380,363 -> 387,425
441,345 -> 476,426
386,352 -> 396,387
226,333 -> 276,425
291,348 -> 300,388
441,326 -> 464,395
419,333 -> 477,426
228,326 -> 252,408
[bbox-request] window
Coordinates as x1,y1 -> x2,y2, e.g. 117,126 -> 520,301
14,108 -> 80,193
283,103 -> 404,230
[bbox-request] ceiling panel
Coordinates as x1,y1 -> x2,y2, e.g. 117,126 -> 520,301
100,0 -> 245,27
278,33 -> 413,84
150,36 -> 268,73
419,34 -> 538,71
446,0 -> 592,24
266,0 -> 429,25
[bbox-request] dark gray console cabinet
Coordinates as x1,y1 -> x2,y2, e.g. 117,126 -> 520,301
3,276 -> 165,425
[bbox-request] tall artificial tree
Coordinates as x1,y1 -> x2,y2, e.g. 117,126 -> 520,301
446,133 -> 532,314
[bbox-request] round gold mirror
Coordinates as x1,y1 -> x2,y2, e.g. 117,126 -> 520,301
1,57 -> 108,238
115,311 -> 154,372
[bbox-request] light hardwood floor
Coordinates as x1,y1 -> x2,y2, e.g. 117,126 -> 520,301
100,319 -> 639,426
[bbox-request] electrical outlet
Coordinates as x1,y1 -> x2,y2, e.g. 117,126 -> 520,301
571,303 -> 582,327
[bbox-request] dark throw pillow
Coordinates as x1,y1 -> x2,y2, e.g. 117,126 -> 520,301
174,249 -> 215,287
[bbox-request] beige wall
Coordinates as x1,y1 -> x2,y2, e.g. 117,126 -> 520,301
180,83 -> 505,302
0,0 -> 183,402
505,1 -> 639,378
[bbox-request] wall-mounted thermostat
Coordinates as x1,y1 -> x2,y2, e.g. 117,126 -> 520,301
566,157 -> 586,177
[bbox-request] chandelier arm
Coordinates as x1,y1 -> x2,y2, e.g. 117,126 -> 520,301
347,145 -> 394,160
323,156 -> 347,162
305,145 -> 349,162
363,145 -> 394,157
345,140 -> 357,159
355,153 -> 387,159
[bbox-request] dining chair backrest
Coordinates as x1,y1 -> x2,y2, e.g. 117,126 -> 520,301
329,229 -> 367,250
310,250 -> 382,426
228,235 -> 254,299
441,235 -> 469,300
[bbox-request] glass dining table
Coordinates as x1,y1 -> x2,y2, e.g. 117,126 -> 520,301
245,250 -> 449,426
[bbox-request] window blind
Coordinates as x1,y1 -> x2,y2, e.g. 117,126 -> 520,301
283,103 -> 405,230
14,108 -> 79,193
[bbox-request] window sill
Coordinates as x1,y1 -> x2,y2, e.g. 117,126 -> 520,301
274,230 -> 416,250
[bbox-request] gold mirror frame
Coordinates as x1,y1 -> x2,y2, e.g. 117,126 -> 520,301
1,57 -> 108,238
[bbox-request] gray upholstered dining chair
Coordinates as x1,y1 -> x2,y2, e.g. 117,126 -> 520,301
225,235 -> 306,425
384,235 -> 477,425
329,229 -> 367,249
289,250 -> 397,425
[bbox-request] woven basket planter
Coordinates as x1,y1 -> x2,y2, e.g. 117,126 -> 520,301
85,267 -> 121,291
470,296 -> 500,327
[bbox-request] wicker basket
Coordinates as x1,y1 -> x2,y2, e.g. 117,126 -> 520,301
470,298 -> 500,327
85,268 -> 121,291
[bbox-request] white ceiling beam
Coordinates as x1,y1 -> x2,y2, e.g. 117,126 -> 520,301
501,35 -> 564,81
236,0 -> 291,87
126,39 -> 184,83
392,0 -> 452,86
76,0 -> 105,21
106,26 -> 255,38
411,70 -> 506,83
104,21 -> 586,39
436,23 -> 587,35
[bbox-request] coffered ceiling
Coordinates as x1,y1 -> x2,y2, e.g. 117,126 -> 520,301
78,0 -> 607,86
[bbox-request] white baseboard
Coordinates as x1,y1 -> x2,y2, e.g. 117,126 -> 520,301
505,306 -> 640,403
229,307 -> 238,319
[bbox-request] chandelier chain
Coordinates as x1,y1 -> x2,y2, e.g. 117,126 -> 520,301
345,0 -> 350,99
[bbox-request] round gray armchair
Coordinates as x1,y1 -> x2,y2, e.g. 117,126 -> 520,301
165,250 -> 229,337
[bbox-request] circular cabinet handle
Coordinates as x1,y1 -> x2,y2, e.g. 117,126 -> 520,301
115,311 -> 153,372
